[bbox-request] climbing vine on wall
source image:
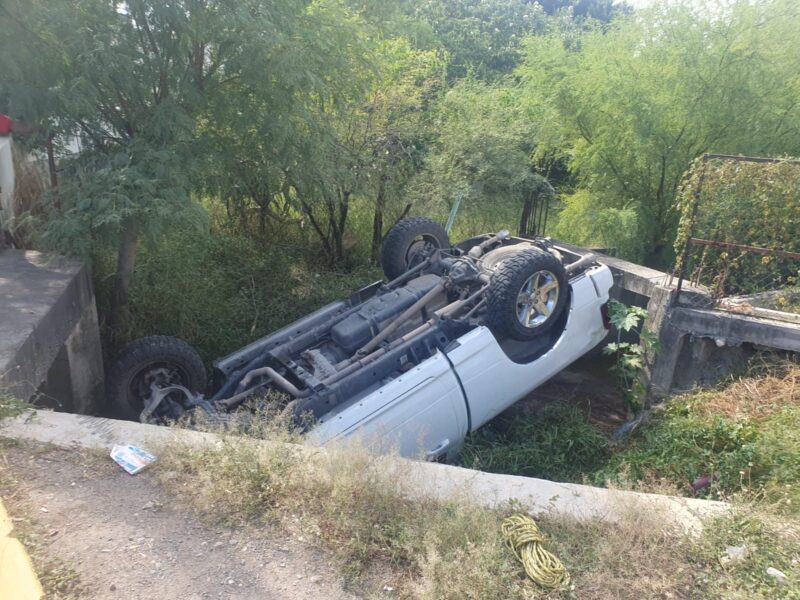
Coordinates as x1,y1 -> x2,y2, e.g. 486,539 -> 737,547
673,156 -> 800,297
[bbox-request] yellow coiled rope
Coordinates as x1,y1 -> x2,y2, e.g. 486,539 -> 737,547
501,514 -> 571,590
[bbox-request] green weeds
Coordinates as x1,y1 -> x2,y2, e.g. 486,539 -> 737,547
602,300 -> 659,411
463,360 -> 800,512
460,403 -> 610,481
0,392 -> 30,420
93,229 -> 382,360
595,364 -> 800,508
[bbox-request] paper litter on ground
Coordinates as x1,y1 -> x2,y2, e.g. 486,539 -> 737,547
110,444 -> 156,475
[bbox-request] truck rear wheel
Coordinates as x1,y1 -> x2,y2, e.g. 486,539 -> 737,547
486,251 -> 568,340
380,217 -> 450,280
107,335 -> 206,421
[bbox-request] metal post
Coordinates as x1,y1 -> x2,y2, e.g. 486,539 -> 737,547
445,193 -> 463,235
672,153 -> 708,305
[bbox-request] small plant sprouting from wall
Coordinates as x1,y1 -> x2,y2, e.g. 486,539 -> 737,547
603,300 -> 659,412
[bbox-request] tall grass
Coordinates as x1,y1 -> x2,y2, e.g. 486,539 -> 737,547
92,228 -> 382,361
595,360 -> 800,507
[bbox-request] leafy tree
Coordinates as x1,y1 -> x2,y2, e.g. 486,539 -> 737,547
352,38 -> 444,262
536,0 -> 629,22
212,32 -> 442,266
0,0 -> 371,339
518,0 -> 800,264
413,0 -> 550,81
411,79 -> 546,233
198,0 -> 372,250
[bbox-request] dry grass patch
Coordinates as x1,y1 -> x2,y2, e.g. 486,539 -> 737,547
688,360 -> 799,422
157,430 -> 538,598
540,508 -> 696,599
155,425 -> 799,599
691,506 -> 800,599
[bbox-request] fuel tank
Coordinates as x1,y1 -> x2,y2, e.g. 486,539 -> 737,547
330,274 -> 443,353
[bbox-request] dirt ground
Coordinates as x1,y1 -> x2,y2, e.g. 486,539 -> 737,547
0,442 -> 360,600
0,362 -> 627,599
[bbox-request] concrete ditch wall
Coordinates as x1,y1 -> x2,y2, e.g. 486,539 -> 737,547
0,250 -> 104,413
558,244 -> 800,397
0,410 -> 729,535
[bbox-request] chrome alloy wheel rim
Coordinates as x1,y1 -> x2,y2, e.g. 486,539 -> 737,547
516,270 -> 559,328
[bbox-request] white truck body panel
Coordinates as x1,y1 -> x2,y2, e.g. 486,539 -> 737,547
449,265 -> 612,431
309,264 -> 613,461
310,350 -> 468,459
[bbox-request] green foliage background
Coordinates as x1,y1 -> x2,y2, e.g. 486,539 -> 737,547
2,0 -> 800,356
674,158 -> 800,296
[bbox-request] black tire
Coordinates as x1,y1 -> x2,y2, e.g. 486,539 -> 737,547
380,217 -> 450,280
486,251 -> 568,341
107,335 -> 206,421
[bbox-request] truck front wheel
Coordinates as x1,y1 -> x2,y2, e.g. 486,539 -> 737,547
106,335 -> 207,421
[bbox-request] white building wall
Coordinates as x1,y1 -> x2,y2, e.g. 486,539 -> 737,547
0,136 -> 14,230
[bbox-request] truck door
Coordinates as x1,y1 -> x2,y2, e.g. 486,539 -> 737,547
310,351 -> 468,461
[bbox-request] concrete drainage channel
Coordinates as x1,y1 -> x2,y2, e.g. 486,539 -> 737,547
0,246 -> 732,545
0,409 -> 728,535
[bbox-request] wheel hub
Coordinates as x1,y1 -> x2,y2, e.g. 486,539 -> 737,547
129,364 -> 189,421
136,367 -> 180,401
516,270 -> 559,328
405,235 -> 439,269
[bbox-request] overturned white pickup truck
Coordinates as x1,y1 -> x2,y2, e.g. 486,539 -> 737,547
108,218 -> 613,462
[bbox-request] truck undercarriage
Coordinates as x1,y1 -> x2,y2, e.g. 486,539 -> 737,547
108,218 -> 600,432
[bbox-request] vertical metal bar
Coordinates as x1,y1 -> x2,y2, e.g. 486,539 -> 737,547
519,193 -> 532,237
445,192 -> 463,235
536,193 -> 544,234
673,154 -> 709,305
541,191 -> 549,235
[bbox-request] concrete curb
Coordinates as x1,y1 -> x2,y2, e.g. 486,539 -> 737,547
1,410 -> 729,534
0,499 -> 44,600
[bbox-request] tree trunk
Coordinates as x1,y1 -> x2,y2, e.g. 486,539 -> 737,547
324,190 -> 350,266
259,198 -> 267,237
45,134 -> 60,210
335,190 -> 350,263
371,175 -> 387,264
300,198 -> 333,264
323,196 -> 339,267
109,219 -> 139,346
